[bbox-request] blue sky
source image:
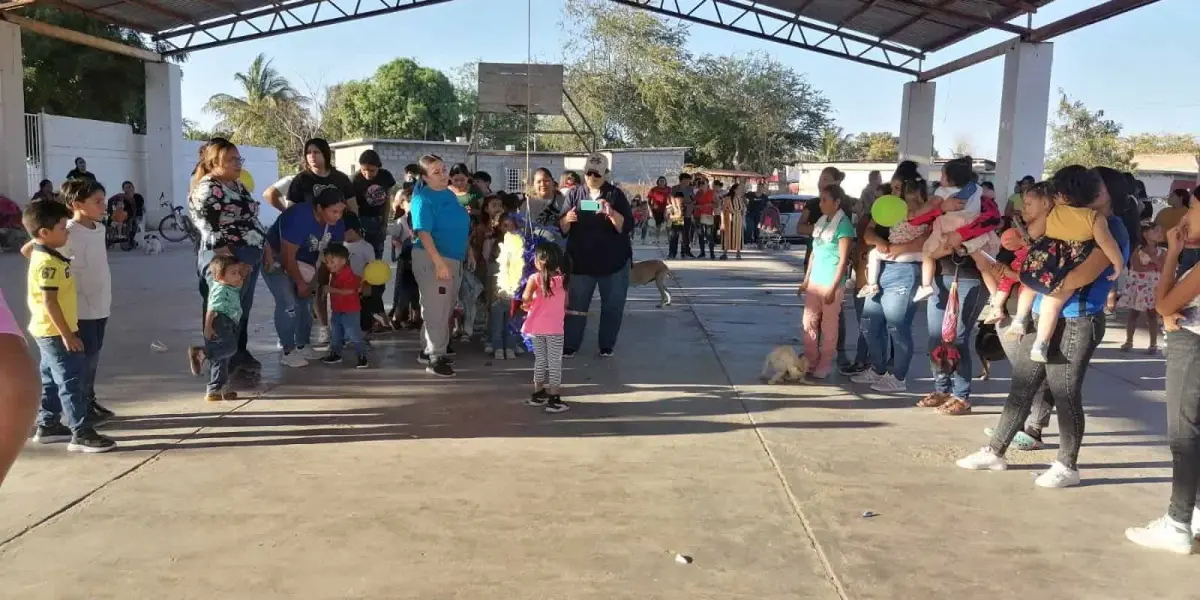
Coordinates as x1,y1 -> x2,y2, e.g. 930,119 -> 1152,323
179,0 -> 1199,159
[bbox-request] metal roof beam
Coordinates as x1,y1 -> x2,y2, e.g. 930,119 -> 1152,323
918,0 -> 1161,81
609,0 -> 920,75
0,10 -> 162,60
886,0 -> 1029,35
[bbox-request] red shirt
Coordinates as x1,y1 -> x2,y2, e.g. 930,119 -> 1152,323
329,266 -> 362,313
694,189 -> 716,218
647,186 -> 670,211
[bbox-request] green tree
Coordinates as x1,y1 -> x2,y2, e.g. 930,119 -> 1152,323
18,6 -> 178,132
322,58 -> 459,141
849,132 -> 899,161
811,125 -> 854,161
1046,92 -> 1134,173
1123,133 -> 1200,155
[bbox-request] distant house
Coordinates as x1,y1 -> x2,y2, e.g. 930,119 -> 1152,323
1132,153 -> 1199,198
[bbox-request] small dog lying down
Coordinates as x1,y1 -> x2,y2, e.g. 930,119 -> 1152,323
629,259 -> 674,307
760,345 -> 810,384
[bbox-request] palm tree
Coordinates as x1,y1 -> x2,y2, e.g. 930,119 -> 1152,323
813,125 -> 853,162
204,54 -> 304,145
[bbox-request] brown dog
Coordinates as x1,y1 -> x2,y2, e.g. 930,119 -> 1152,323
630,259 -> 673,307
760,345 -> 809,384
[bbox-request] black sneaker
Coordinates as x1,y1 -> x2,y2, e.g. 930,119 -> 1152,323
355,356 -> 369,369
427,357 -> 456,378
321,353 -> 343,365
32,422 -> 72,444
67,427 -> 117,453
526,389 -> 549,406
839,362 -> 869,376
563,349 -> 577,359
544,397 -> 570,414
92,401 -> 116,420
599,348 -> 615,358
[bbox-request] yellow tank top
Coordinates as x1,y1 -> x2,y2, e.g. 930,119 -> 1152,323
1044,205 -> 1097,242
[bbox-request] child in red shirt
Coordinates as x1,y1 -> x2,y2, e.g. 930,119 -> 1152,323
320,242 -> 369,369
981,227 -> 1029,324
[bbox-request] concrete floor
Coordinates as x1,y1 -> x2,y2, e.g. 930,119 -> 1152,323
0,238 -> 1193,599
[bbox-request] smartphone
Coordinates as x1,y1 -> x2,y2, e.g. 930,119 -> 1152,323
438,286 -> 446,295
580,199 -> 601,212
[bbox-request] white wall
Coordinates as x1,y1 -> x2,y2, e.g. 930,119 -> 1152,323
37,114 -> 278,224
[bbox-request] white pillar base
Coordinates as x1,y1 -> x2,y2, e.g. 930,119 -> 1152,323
994,42 -> 1053,209
144,62 -> 183,223
898,81 -> 936,179
0,21 -> 26,201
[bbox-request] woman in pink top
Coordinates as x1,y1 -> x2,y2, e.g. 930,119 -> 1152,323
521,242 -> 570,414
0,289 -> 39,486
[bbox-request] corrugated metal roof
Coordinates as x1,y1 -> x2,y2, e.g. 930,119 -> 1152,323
45,0 -> 1050,53
753,0 -> 1054,52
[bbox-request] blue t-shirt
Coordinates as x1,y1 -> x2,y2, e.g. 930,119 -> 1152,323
1034,215 -> 1130,318
266,202 -> 345,266
410,184 -> 470,261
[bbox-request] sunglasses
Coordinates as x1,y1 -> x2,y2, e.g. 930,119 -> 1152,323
585,170 -> 602,178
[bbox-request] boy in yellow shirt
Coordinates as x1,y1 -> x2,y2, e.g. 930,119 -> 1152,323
24,200 -> 116,453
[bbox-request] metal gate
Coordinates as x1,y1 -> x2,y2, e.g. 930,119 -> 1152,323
24,113 -> 44,199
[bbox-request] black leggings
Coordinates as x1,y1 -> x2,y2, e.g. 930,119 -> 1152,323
988,314 -> 1105,470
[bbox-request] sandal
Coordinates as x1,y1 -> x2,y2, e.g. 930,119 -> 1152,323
936,397 -> 972,415
916,392 -> 951,408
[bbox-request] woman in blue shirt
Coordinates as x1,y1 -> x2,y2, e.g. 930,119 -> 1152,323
262,187 -> 346,368
797,184 -> 853,379
409,155 -> 471,377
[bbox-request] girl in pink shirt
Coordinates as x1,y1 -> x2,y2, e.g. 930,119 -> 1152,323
521,242 -> 569,414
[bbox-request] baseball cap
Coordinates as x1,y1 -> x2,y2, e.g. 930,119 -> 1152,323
584,152 -> 609,176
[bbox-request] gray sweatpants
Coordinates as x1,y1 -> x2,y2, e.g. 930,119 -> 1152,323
412,248 -> 462,359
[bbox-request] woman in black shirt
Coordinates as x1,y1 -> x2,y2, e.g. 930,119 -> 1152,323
350,149 -> 397,259
286,138 -> 355,212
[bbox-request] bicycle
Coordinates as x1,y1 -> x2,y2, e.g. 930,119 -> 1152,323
157,193 -> 199,244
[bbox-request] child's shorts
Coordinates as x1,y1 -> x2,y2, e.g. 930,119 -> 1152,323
1019,236 -> 1096,295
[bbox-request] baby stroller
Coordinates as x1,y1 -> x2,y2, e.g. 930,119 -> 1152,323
756,203 -> 790,251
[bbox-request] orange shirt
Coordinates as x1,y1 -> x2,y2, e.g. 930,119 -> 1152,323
694,189 -> 716,217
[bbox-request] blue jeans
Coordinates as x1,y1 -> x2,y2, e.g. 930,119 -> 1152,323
926,275 -> 986,400
565,261 -> 631,353
198,245 -> 263,357
329,311 -> 366,359
489,298 -> 519,351
35,335 -> 89,431
262,259 -> 314,352
206,314 -> 239,393
861,261 -> 920,380
77,318 -> 107,403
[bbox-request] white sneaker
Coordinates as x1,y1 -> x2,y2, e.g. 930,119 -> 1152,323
870,373 -> 907,392
484,344 -> 494,354
1125,516 -> 1194,554
505,349 -> 517,360
1034,461 -> 1080,488
296,345 -> 323,360
850,370 -> 883,384
956,447 -> 1008,471
493,350 -> 505,360
911,285 -> 934,303
280,352 -> 309,368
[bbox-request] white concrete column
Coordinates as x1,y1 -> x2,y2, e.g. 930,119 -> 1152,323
994,42 -> 1053,208
0,21 -> 27,202
144,61 -> 182,221
898,81 -> 936,178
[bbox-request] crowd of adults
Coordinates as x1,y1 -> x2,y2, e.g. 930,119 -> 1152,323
183,138 -> 637,379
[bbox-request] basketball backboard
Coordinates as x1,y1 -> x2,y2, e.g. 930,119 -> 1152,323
478,63 -> 565,116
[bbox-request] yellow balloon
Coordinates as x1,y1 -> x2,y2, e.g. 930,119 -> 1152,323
363,260 -> 391,286
239,169 -> 255,192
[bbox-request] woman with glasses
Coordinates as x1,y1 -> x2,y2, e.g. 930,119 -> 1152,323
559,154 -> 635,358
188,138 -> 266,376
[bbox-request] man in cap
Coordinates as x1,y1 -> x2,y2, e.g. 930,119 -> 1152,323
559,153 -> 635,358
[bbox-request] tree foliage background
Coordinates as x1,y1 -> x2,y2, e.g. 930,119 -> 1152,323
1045,91 -> 1200,174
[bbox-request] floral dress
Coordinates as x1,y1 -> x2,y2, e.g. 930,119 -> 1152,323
1118,246 -> 1163,311
1019,205 -> 1097,295
188,174 -> 266,253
